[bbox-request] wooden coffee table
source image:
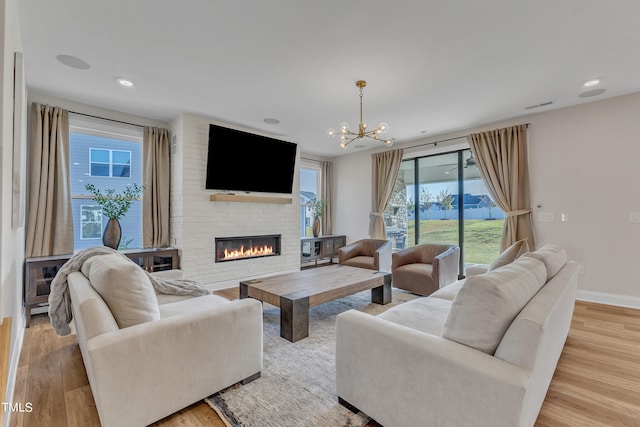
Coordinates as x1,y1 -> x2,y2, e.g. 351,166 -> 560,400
240,264 -> 391,342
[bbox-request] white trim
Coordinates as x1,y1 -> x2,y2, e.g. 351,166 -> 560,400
3,325 -> 25,427
576,289 -> 640,309
69,113 -> 143,143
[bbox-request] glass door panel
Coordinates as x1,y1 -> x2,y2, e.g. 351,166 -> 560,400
462,149 -> 504,267
416,153 -> 459,247
388,148 -> 506,275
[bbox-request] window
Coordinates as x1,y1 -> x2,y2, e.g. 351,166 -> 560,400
388,148 -> 504,272
70,114 -> 143,250
300,160 -> 322,237
90,148 -> 131,177
80,205 -> 103,239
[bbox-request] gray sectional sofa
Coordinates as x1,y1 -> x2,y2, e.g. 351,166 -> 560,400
336,244 -> 578,427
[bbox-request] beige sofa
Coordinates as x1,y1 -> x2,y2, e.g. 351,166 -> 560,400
336,244 -> 578,427
67,253 -> 263,427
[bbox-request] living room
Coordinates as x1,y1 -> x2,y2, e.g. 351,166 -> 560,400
2,1 -> 640,426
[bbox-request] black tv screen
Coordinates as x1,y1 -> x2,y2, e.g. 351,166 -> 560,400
205,124 -> 297,194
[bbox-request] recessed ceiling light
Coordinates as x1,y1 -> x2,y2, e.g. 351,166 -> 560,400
583,78 -> 602,87
115,77 -> 135,87
56,54 -> 90,70
579,88 -> 606,98
263,118 -> 280,125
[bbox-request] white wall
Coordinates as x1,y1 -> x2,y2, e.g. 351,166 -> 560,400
0,0 -> 24,422
333,92 -> 640,307
170,113 -> 301,289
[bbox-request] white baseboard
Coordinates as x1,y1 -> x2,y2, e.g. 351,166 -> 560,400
3,320 -> 25,427
576,290 -> 640,309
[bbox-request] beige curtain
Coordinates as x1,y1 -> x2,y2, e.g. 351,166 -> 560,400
467,124 -> 535,251
143,127 -> 171,247
25,103 -> 74,257
370,148 -> 404,238
321,160 -> 333,235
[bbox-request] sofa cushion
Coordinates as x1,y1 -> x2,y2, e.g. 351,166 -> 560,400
430,278 -> 466,301
86,253 -> 160,329
488,238 -> 529,271
378,297 -> 452,336
159,294 -> 230,318
521,244 -> 567,280
442,256 -> 547,354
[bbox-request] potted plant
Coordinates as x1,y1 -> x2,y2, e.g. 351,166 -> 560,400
306,198 -> 327,237
85,183 -> 144,249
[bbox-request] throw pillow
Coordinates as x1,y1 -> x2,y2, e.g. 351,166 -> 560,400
488,238 -> 530,271
521,244 -> 567,280
442,256 -> 546,354
87,253 -> 160,328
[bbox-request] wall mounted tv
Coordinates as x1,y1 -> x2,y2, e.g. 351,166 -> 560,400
205,123 -> 297,194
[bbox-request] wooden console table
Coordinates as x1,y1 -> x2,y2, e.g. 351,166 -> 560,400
301,235 -> 346,267
24,247 -> 179,327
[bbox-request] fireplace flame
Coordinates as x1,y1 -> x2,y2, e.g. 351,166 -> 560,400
223,244 -> 274,260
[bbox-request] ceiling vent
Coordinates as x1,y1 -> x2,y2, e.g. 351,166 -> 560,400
525,101 -> 553,110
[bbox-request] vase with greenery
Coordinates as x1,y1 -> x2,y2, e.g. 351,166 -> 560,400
307,198 -> 327,237
85,183 -> 144,249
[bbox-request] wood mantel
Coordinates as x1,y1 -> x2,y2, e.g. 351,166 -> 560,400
209,194 -> 293,204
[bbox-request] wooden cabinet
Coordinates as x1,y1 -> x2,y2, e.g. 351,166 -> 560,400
300,235 -> 346,267
24,248 -> 179,327
24,254 -> 73,327
121,247 -> 179,272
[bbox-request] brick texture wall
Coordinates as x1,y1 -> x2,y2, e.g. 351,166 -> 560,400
170,114 -> 300,288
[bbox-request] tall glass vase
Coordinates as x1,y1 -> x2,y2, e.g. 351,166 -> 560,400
103,218 -> 122,249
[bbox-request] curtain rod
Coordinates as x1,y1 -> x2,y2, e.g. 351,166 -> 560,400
301,156 -> 326,162
69,111 -> 146,128
404,123 -> 530,151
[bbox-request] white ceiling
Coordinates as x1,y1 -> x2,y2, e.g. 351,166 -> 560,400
18,0 -> 640,158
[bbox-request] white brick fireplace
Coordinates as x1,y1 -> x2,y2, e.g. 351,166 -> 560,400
170,113 -> 300,289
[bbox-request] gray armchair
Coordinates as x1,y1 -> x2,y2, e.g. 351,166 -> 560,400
391,244 -> 460,295
338,239 -> 392,272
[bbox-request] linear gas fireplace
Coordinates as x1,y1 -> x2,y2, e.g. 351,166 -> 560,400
215,234 -> 281,262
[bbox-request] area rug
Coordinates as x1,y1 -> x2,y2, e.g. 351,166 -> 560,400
205,288 -> 418,427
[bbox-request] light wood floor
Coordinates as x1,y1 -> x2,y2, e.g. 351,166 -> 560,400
10,299 -> 640,427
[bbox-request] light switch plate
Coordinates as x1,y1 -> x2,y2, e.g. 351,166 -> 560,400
539,213 -> 554,223
630,212 -> 640,223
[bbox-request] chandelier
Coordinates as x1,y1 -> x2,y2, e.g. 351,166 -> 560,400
327,80 -> 393,149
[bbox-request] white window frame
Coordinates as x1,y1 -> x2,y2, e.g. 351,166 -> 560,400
89,148 -> 132,178
80,204 -> 103,240
70,113 -> 144,251
299,158 -> 324,237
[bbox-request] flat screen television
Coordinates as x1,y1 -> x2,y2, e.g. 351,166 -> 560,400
205,123 -> 297,194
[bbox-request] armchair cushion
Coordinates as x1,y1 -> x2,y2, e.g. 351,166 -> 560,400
85,253 -> 160,329
488,238 -> 529,271
442,256 -> 546,354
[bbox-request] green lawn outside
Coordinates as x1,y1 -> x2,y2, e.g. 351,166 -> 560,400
406,219 -> 504,265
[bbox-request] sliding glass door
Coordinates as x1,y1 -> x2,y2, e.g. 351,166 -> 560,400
385,149 -> 504,273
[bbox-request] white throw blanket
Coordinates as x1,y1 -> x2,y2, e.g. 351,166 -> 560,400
48,246 -> 209,336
